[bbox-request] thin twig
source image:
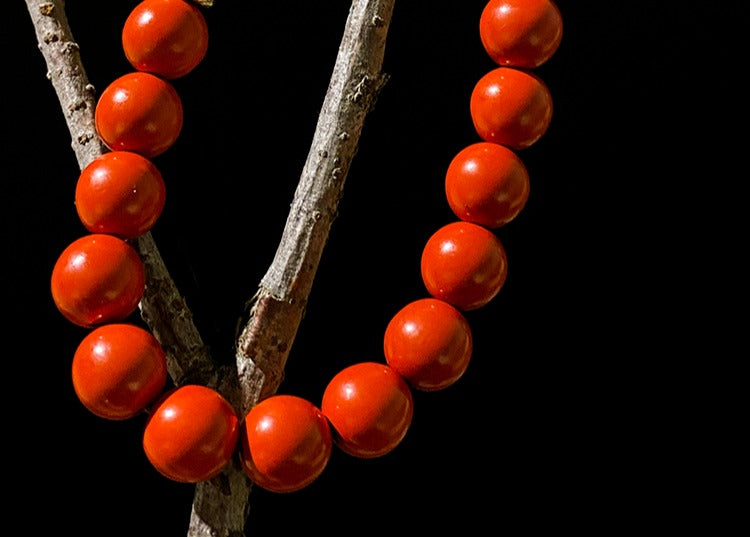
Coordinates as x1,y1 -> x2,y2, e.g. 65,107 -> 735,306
234,0 -> 394,412
25,0 -> 104,169
190,1 -> 395,535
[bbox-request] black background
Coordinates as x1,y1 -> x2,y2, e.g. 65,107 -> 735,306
2,1 -> 741,535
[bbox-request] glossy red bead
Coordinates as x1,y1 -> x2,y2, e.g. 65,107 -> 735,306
72,323 -> 167,420
470,66 -> 553,150
240,395 -> 332,493
50,234 -> 146,327
384,298 -> 472,391
480,0 -> 563,68
122,0 -> 209,79
421,221 -> 508,311
95,71 -> 183,158
445,142 -> 530,229
75,151 -> 166,239
143,385 -> 239,483
321,362 -> 414,459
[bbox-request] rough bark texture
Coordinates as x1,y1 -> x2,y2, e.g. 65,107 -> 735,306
234,0 -> 394,412
26,0 -> 395,535
192,1 -> 395,534
136,232 -> 217,387
189,458 -> 252,537
24,0 -> 105,169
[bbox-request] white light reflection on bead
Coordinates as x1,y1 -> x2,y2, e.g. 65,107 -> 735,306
113,89 -> 129,103
463,160 -> 479,174
258,416 -> 273,433
343,382 -> 356,400
70,252 -> 86,270
440,241 -> 457,255
92,340 -> 108,363
91,167 -> 108,187
138,11 -> 154,25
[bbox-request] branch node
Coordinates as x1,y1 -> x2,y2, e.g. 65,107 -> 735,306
68,100 -> 86,112
39,3 -> 54,16
350,74 -> 371,103
77,132 -> 95,145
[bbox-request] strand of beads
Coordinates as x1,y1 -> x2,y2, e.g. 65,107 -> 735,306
238,0 -> 563,493
51,0 -> 562,495
50,0 -> 241,484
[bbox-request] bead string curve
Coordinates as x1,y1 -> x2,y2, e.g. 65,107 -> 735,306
48,0 -> 563,498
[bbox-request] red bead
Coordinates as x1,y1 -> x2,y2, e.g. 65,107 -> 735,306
384,298 -> 472,391
480,0 -> 563,68
95,72 -> 183,158
445,142 -> 530,229
421,221 -> 507,311
75,151 -> 166,239
470,67 -> 553,150
51,234 -> 146,327
143,385 -> 239,483
321,362 -> 414,459
123,0 -> 209,79
240,395 -> 332,493
72,323 -> 167,420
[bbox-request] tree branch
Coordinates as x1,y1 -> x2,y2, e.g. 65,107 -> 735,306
234,0 -> 394,411
24,0 -> 104,169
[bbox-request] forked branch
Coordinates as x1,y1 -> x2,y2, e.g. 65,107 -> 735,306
25,0 -> 395,535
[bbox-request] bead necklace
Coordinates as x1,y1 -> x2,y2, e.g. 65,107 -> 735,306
50,0 -> 562,494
